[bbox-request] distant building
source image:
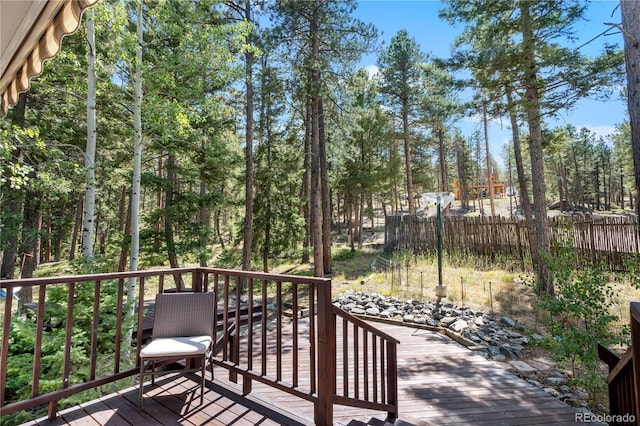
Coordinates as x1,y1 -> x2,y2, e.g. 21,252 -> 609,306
451,174 -> 505,200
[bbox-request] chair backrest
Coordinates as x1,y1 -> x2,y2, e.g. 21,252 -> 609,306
152,292 -> 215,338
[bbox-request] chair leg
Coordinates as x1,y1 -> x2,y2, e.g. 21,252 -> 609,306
138,361 -> 145,410
200,356 -> 205,405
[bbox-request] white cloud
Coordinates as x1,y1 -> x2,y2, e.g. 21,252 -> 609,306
364,64 -> 379,78
578,124 -> 617,139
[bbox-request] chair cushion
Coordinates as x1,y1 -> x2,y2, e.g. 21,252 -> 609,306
140,335 -> 212,359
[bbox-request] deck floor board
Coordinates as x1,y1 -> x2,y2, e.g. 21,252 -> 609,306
22,319 -> 590,426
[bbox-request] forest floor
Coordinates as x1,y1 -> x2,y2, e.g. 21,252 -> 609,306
324,197 -> 639,416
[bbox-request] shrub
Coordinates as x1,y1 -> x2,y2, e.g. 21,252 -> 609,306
538,243 -> 625,403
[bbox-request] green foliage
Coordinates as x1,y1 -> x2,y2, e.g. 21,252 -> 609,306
537,243 -> 624,400
3,280 -> 120,408
333,247 -> 361,262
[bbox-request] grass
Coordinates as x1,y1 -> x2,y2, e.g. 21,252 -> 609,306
329,245 -> 640,339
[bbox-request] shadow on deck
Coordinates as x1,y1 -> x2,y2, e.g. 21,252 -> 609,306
22,321 -> 587,426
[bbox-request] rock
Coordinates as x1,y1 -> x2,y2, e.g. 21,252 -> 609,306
499,346 -> 515,359
546,377 -> 566,385
559,393 -> 573,402
530,333 -> 545,342
365,307 -> 380,316
488,345 -> 500,356
450,319 -> 468,332
528,357 -> 554,371
467,333 -> 481,342
508,360 -> 537,377
573,389 -> 589,400
544,387 -> 560,397
492,354 -> 507,362
440,316 -> 457,326
332,290 -> 536,364
501,316 -> 516,327
403,314 -> 415,323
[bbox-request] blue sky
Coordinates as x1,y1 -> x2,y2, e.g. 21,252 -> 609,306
351,0 -> 627,167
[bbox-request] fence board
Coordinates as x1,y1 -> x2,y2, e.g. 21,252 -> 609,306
384,215 -> 639,271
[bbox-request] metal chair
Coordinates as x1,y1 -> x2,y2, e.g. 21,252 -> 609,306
138,292 -> 215,409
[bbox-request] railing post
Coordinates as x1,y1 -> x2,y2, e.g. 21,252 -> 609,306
386,341 -> 398,420
315,280 -> 334,426
630,302 -> 640,424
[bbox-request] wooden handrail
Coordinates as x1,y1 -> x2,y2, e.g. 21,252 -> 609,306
0,267 -> 395,426
332,305 -> 400,420
599,302 -> 640,424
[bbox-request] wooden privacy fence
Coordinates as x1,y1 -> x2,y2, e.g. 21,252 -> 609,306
384,215 -> 640,271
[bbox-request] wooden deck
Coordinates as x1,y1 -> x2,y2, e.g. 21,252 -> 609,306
21,320 -> 587,426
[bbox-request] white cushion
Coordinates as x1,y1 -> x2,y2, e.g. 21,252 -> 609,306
140,335 -> 212,359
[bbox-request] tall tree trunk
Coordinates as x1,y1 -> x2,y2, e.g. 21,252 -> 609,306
454,138 -> 468,209
594,162 -> 601,210
54,200 -> 66,262
348,196 -> 354,252
521,2 -> 552,294
1,93 -> 27,279
242,0 -> 254,273
164,154 -> 182,278
557,163 -> 566,211
262,134 -> 272,273
571,145 -> 584,210
620,170 -> 625,209
19,191 -> 43,306
69,193 -> 83,261
118,189 -> 132,272
300,100 -> 311,264
402,100 -> 415,215
153,155 -> 162,250
311,94 -> 323,276
369,194 -> 375,234
318,97 -> 331,273
621,0 -> 640,236
82,8 -> 97,263
483,102 -> 496,216
475,132 -> 484,215
44,205 -> 51,263
506,84 -> 538,272
357,192 -> 364,249
129,0 -> 144,283
199,139 -> 209,267
310,8 -> 323,277
1,189 -> 22,280
125,0 -> 144,355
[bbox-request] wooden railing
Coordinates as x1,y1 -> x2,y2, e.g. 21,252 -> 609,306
0,267 -> 399,425
333,306 -> 399,418
599,302 -> 640,425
